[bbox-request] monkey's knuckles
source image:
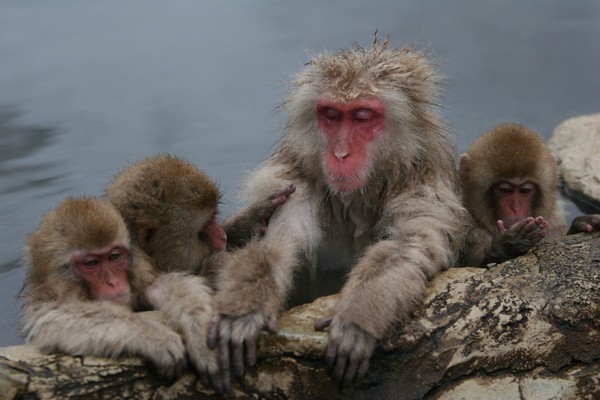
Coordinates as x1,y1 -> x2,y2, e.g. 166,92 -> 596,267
146,327 -> 187,378
324,317 -> 377,386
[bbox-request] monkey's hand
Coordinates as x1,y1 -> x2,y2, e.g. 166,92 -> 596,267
146,273 -> 226,390
136,321 -> 188,379
208,311 -> 278,378
224,184 -> 296,248
568,214 -> 600,234
179,316 -> 226,394
487,217 -> 547,263
314,315 -> 377,386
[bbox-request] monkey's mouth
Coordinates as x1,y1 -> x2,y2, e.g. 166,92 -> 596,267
328,175 -> 366,192
107,292 -> 131,306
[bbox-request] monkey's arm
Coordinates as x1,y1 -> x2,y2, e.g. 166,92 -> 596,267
222,184 -> 296,248
22,300 -> 186,378
210,183 -> 318,386
316,185 -> 467,385
146,272 -> 224,392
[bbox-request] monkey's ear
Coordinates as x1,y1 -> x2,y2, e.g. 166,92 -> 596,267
458,153 -> 470,184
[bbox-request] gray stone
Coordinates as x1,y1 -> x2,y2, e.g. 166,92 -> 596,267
549,113 -> 600,207
2,233 -> 600,399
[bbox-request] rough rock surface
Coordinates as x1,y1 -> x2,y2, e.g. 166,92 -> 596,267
549,113 -> 600,210
1,233 -> 599,399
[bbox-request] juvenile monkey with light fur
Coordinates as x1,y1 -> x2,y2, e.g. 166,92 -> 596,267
209,37 -> 468,387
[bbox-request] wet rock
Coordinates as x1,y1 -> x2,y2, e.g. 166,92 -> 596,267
1,233 -> 599,399
549,113 -> 600,211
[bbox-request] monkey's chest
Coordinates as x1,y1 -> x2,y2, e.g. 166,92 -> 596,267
316,221 -> 373,271
315,193 -> 383,269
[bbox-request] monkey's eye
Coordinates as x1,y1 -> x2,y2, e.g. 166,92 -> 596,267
322,108 -> 342,121
495,184 -> 513,196
83,258 -> 100,268
519,184 -> 536,196
353,109 -> 375,122
108,252 -> 121,261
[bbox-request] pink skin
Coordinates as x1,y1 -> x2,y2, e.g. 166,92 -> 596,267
200,216 -> 227,252
496,216 -> 548,235
71,243 -> 131,305
316,96 -> 385,192
568,214 -> 600,234
494,181 -> 547,236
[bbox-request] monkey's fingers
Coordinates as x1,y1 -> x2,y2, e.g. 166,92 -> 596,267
232,340 -> 245,377
207,318 -> 220,349
198,370 -> 210,390
332,347 -> 348,384
219,339 -> 230,370
314,315 -> 333,331
216,367 -> 231,395
200,361 -> 226,395
245,336 -> 257,367
324,336 -> 339,367
533,216 -> 548,228
341,354 -> 361,387
356,357 -> 370,381
568,214 -> 600,234
216,318 -> 232,371
266,315 -> 279,334
269,184 -> 296,204
495,220 -> 507,233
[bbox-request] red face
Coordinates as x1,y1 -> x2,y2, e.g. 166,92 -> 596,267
316,95 -> 385,192
71,243 -> 131,305
199,215 -> 227,252
493,181 -> 537,227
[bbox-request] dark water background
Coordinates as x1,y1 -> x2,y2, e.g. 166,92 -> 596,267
1,1 -> 599,346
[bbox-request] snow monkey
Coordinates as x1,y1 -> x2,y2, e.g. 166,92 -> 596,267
22,155 -> 294,393
208,37 -> 468,388
105,154 -> 295,276
459,123 -> 599,266
21,197 -> 191,381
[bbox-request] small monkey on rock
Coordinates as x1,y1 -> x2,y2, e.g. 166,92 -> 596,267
459,123 -> 600,266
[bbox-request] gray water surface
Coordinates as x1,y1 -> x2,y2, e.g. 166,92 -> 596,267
1,1 -> 599,346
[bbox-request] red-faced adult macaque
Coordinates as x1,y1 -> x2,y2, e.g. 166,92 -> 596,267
209,37 -> 468,388
459,123 -> 600,266
21,197 -> 189,379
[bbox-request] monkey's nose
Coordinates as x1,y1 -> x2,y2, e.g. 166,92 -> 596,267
334,150 -> 349,160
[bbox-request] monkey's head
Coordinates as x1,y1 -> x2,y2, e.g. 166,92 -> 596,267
106,154 -> 227,273
279,36 -> 447,195
25,197 -> 132,304
459,123 -> 559,231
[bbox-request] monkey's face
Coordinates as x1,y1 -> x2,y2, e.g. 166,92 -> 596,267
70,243 -> 131,305
316,95 -> 385,192
493,181 -> 537,227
